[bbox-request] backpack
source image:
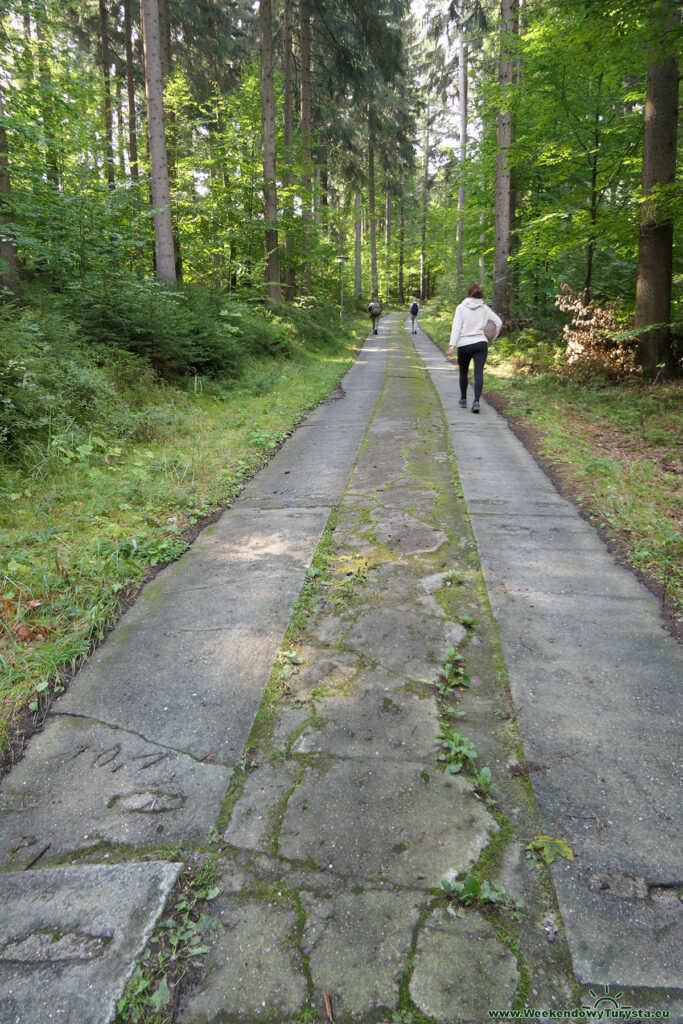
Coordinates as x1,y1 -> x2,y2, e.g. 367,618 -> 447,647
369,301 -> 381,316
410,302 -> 419,316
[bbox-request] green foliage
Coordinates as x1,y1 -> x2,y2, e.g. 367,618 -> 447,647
434,645 -> 471,695
441,873 -> 507,909
0,302 -> 137,452
437,727 -> 477,775
0,283 -> 351,464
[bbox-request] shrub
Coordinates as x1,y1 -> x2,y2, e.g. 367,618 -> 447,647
64,276 -> 246,379
555,285 -> 638,382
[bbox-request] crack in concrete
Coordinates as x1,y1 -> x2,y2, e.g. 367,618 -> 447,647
49,711 -> 230,768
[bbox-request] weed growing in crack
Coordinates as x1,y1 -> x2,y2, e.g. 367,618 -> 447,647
457,612 -> 478,630
115,860 -> 222,1023
441,873 -> 525,919
437,727 -> 477,774
437,728 -> 500,808
472,765 -> 501,801
434,645 -> 471,694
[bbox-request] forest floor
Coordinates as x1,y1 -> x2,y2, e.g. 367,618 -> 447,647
0,314 -> 680,1024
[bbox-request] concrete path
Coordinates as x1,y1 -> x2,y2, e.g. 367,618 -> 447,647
0,313 -> 681,1024
414,329 -> 683,991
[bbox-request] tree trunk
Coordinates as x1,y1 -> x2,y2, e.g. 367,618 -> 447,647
420,111 -> 429,302
354,187 -> 362,298
22,2 -> 33,83
299,0 -> 312,294
282,0 -> 296,299
492,0 -> 518,318
479,210 -> 486,283
580,74 -> 603,305
99,0 -> 116,189
385,175 -> 391,301
0,82 -> 19,294
398,187 -> 405,305
456,31 -> 467,294
123,0 -> 139,180
140,0 -> 176,282
635,0 -> 679,379
368,108 -> 378,297
259,0 -> 281,302
116,76 -> 126,172
157,0 -> 182,279
320,162 -> 329,234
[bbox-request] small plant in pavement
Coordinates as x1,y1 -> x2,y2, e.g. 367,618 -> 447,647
435,646 -> 471,695
471,765 -> 501,803
441,874 -> 525,919
437,727 -> 477,774
115,861 -> 222,1023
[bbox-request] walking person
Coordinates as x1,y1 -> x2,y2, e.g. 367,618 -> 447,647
409,299 -> 419,334
448,283 -> 502,413
368,297 -> 382,335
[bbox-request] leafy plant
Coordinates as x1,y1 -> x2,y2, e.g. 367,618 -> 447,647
441,874 -> 506,908
434,646 -> 471,695
472,765 -> 500,802
441,874 -> 525,919
555,285 -> 638,382
437,727 -> 477,774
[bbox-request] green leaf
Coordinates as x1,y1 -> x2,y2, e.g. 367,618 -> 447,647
526,835 -> 574,864
148,977 -> 171,1011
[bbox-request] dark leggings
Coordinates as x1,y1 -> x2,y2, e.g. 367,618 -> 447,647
457,341 -> 488,402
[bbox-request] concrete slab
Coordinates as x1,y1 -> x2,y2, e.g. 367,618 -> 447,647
139,507 -> 332,584
292,689 -> 441,760
176,899 -> 307,1022
0,861 -> 181,1024
55,623 -> 292,765
410,909 -> 519,1024
223,763 -> 299,852
237,341 -> 388,509
554,863 -> 683,988
370,507 -> 449,555
414,330 -> 683,989
0,717 -> 230,867
277,759 -> 497,885
301,890 -> 423,1018
342,607 -> 450,679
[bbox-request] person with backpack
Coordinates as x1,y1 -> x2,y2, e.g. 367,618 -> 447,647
447,283 -> 502,413
368,297 -> 382,335
409,299 -> 419,334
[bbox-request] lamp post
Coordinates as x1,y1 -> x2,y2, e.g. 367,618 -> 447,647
337,255 -> 349,321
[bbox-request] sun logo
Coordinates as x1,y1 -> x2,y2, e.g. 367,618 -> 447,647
582,985 -> 631,1014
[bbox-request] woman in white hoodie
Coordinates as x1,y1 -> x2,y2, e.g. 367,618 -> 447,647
447,283 -> 502,413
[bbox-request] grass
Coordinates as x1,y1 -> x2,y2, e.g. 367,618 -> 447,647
0,327 -> 362,766
421,304 -> 683,631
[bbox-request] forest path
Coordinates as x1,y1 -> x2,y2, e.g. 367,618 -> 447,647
415,329 -> 683,994
0,315 -> 681,1023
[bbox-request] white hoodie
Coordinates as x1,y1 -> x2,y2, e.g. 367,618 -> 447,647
448,297 -> 502,349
